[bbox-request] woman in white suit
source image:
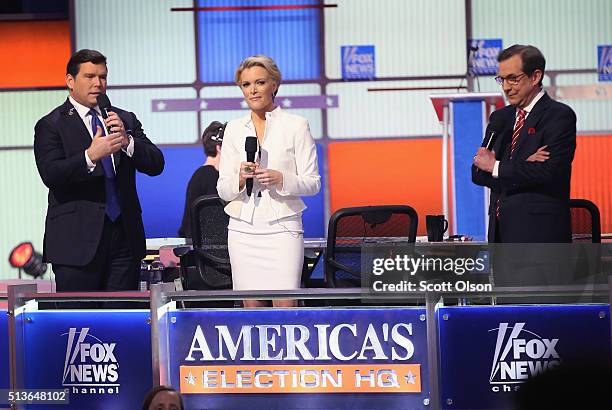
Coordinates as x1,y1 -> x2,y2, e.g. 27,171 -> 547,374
217,55 -> 321,308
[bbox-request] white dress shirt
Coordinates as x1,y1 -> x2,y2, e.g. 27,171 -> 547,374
217,106 -> 321,223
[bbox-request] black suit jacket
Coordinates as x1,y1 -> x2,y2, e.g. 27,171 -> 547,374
34,98 -> 164,265
472,93 -> 576,243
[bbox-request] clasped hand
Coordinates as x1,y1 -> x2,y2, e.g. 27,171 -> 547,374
86,111 -> 129,163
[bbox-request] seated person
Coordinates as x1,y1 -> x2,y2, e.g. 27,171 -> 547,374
178,121 -> 225,238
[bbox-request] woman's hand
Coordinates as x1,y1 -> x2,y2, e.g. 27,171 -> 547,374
239,161 -> 257,189
254,167 -> 283,188
527,145 -> 550,162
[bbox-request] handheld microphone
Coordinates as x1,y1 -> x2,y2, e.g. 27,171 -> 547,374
484,131 -> 496,150
245,136 -> 258,196
475,130 -> 496,173
96,94 -> 113,134
96,94 -> 112,120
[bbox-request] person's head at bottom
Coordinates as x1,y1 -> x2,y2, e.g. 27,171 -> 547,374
141,385 -> 183,410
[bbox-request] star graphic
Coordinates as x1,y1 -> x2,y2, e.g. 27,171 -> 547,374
326,97 -> 335,107
184,371 -> 197,385
281,98 -> 292,108
240,100 -> 249,109
156,101 -> 167,111
199,100 -> 208,110
404,370 -> 416,385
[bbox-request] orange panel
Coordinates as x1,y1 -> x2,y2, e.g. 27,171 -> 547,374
571,135 -> 612,234
0,21 -> 71,88
328,139 -> 443,236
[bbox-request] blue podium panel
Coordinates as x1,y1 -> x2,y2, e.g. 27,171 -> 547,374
0,312 -> 9,407
438,305 -> 611,410
15,310 -> 152,410
452,100 -> 486,240
160,308 -> 429,409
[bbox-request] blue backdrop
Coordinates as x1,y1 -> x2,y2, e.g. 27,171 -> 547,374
137,144 -> 326,239
197,0 -> 321,83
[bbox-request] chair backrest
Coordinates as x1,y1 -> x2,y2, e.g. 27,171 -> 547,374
187,194 -> 232,289
325,205 -> 418,287
569,199 -> 601,243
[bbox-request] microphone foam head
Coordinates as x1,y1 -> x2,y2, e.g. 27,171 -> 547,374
96,94 -> 112,110
245,136 -> 258,152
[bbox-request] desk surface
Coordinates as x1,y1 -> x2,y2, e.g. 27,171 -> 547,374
146,236 -> 480,251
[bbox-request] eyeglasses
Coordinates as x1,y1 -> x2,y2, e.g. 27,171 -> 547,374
494,73 -> 528,85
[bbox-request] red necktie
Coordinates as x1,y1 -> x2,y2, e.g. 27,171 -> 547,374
510,108 -> 526,159
496,108 -> 527,220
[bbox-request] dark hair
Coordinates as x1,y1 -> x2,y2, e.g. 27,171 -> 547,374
202,121 -> 226,157
66,49 -> 107,77
497,44 -> 546,87
141,385 -> 183,410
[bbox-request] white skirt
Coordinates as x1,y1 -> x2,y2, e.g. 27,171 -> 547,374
228,215 -> 304,291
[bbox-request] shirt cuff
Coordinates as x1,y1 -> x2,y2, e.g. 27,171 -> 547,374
276,172 -> 292,196
492,160 -> 500,178
122,134 -> 134,157
85,150 -> 96,172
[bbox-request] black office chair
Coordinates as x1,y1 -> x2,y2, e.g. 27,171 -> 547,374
325,205 -> 418,288
178,194 -> 232,290
568,199 -> 604,298
569,199 -> 601,243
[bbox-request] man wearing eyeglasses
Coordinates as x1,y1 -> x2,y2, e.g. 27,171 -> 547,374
472,45 -> 576,243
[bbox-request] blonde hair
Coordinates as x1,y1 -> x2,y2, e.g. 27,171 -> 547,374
235,55 -> 282,97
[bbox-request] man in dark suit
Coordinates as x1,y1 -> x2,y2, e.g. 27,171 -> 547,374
472,45 -> 576,243
34,49 -> 164,292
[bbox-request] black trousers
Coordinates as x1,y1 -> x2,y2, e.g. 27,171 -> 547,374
53,216 -> 140,292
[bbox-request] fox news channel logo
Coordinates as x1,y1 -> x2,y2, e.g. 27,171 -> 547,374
62,328 -> 120,395
341,45 -> 375,80
488,323 -> 560,393
598,45 -> 612,81
468,39 -> 502,76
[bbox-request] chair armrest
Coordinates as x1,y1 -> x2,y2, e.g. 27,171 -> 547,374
173,245 -> 193,258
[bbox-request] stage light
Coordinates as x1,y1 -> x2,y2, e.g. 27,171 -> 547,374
8,242 -> 47,278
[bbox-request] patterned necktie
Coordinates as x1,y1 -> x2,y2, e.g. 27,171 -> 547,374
89,109 -> 121,221
496,108 -> 527,220
510,108 -> 526,159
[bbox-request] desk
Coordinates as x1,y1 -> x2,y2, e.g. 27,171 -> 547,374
146,238 -> 488,284
146,237 -> 326,252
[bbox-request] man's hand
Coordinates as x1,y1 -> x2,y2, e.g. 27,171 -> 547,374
86,126 -> 123,162
104,111 -> 130,149
473,147 -> 496,173
526,145 -> 550,162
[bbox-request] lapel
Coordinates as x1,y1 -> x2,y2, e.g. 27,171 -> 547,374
493,108 -> 515,161
513,93 -> 551,156
60,99 -> 94,150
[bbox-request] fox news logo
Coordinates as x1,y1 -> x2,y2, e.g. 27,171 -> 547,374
468,39 -> 502,76
62,327 -> 120,395
341,45 -> 375,80
598,45 -> 612,81
489,323 -> 560,393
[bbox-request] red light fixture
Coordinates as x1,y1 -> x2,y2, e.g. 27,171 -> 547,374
8,242 -> 47,278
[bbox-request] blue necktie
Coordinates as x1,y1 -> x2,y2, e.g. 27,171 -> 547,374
89,109 -> 121,221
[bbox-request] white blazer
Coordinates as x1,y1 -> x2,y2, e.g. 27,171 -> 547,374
217,107 -> 321,222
